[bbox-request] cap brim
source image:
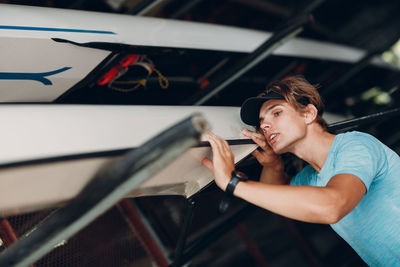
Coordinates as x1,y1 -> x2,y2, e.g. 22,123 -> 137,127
240,93 -> 284,126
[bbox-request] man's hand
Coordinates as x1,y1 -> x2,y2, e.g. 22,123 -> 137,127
202,132 -> 235,191
241,128 -> 283,168
242,128 -> 287,184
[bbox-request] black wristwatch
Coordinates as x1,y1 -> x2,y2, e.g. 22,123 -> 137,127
225,171 -> 248,196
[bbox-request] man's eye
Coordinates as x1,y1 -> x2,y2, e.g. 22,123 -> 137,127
274,111 -> 281,117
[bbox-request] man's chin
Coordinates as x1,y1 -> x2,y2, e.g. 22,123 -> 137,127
271,145 -> 287,155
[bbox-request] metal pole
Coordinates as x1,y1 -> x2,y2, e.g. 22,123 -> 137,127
321,33 -> 400,97
135,0 -> 167,16
118,199 -> 170,267
169,0 -> 204,19
321,50 -> 382,97
0,219 -> 18,248
0,114 -> 209,267
171,199 -> 195,267
235,223 -> 269,267
183,0 -> 325,105
327,107 -> 400,132
279,217 -> 323,267
179,204 -> 255,265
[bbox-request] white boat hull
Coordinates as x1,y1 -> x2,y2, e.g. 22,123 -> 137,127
0,105 -> 257,216
0,4 -> 391,102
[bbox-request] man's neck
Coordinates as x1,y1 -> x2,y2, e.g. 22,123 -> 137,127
291,125 -> 335,173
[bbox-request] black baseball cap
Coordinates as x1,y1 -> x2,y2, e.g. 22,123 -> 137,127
240,91 -> 285,126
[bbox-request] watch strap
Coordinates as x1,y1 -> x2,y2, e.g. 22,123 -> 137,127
225,171 -> 247,196
219,171 -> 248,213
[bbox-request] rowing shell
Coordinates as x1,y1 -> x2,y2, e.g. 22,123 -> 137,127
0,105 -> 257,216
0,4 -> 392,102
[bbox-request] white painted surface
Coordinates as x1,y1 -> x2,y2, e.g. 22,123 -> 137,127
0,105 -> 257,215
0,37 -> 110,102
0,4 -> 392,102
0,4 -> 267,53
0,144 -> 255,216
0,105 -> 252,164
0,4 -> 389,61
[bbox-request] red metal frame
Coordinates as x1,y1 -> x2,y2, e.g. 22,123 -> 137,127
0,218 -> 36,267
117,199 -> 170,267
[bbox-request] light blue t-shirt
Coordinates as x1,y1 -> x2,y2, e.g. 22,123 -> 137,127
290,131 -> 400,266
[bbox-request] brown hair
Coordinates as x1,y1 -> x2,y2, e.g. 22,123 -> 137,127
261,75 -> 328,129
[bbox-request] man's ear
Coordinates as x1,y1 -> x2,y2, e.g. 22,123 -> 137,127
304,104 -> 318,124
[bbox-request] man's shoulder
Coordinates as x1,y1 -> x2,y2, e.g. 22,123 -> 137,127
334,131 -> 382,154
337,131 -> 376,143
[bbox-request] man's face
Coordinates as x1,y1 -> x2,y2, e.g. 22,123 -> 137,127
258,99 -> 307,154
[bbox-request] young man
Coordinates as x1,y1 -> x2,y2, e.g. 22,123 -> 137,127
202,76 -> 400,266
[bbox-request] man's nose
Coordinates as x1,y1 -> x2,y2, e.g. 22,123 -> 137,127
260,120 -> 271,131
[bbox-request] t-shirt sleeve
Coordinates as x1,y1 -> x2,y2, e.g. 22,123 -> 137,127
331,135 -> 382,191
290,165 -> 315,186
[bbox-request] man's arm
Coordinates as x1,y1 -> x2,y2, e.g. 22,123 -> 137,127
202,131 -> 366,224
234,173 -> 366,224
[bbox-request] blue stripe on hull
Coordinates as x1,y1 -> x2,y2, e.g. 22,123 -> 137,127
0,67 -> 71,85
0,25 -> 115,34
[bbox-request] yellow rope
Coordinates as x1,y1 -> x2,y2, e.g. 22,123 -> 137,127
109,66 -> 168,93
109,79 -> 147,93
153,67 -> 169,89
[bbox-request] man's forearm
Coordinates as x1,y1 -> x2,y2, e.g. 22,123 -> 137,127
234,181 -> 341,224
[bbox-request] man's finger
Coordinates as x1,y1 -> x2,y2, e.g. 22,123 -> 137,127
241,128 -> 252,137
209,132 -> 231,153
242,129 -> 267,145
251,149 -> 263,160
208,135 -> 224,153
251,135 -> 267,148
205,132 -> 219,150
201,158 -> 214,172
207,132 -> 223,148
242,128 -> 264,139
219,137 -> 231,153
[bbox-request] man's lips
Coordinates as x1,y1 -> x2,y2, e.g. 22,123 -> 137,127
268,133 -> 279,145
